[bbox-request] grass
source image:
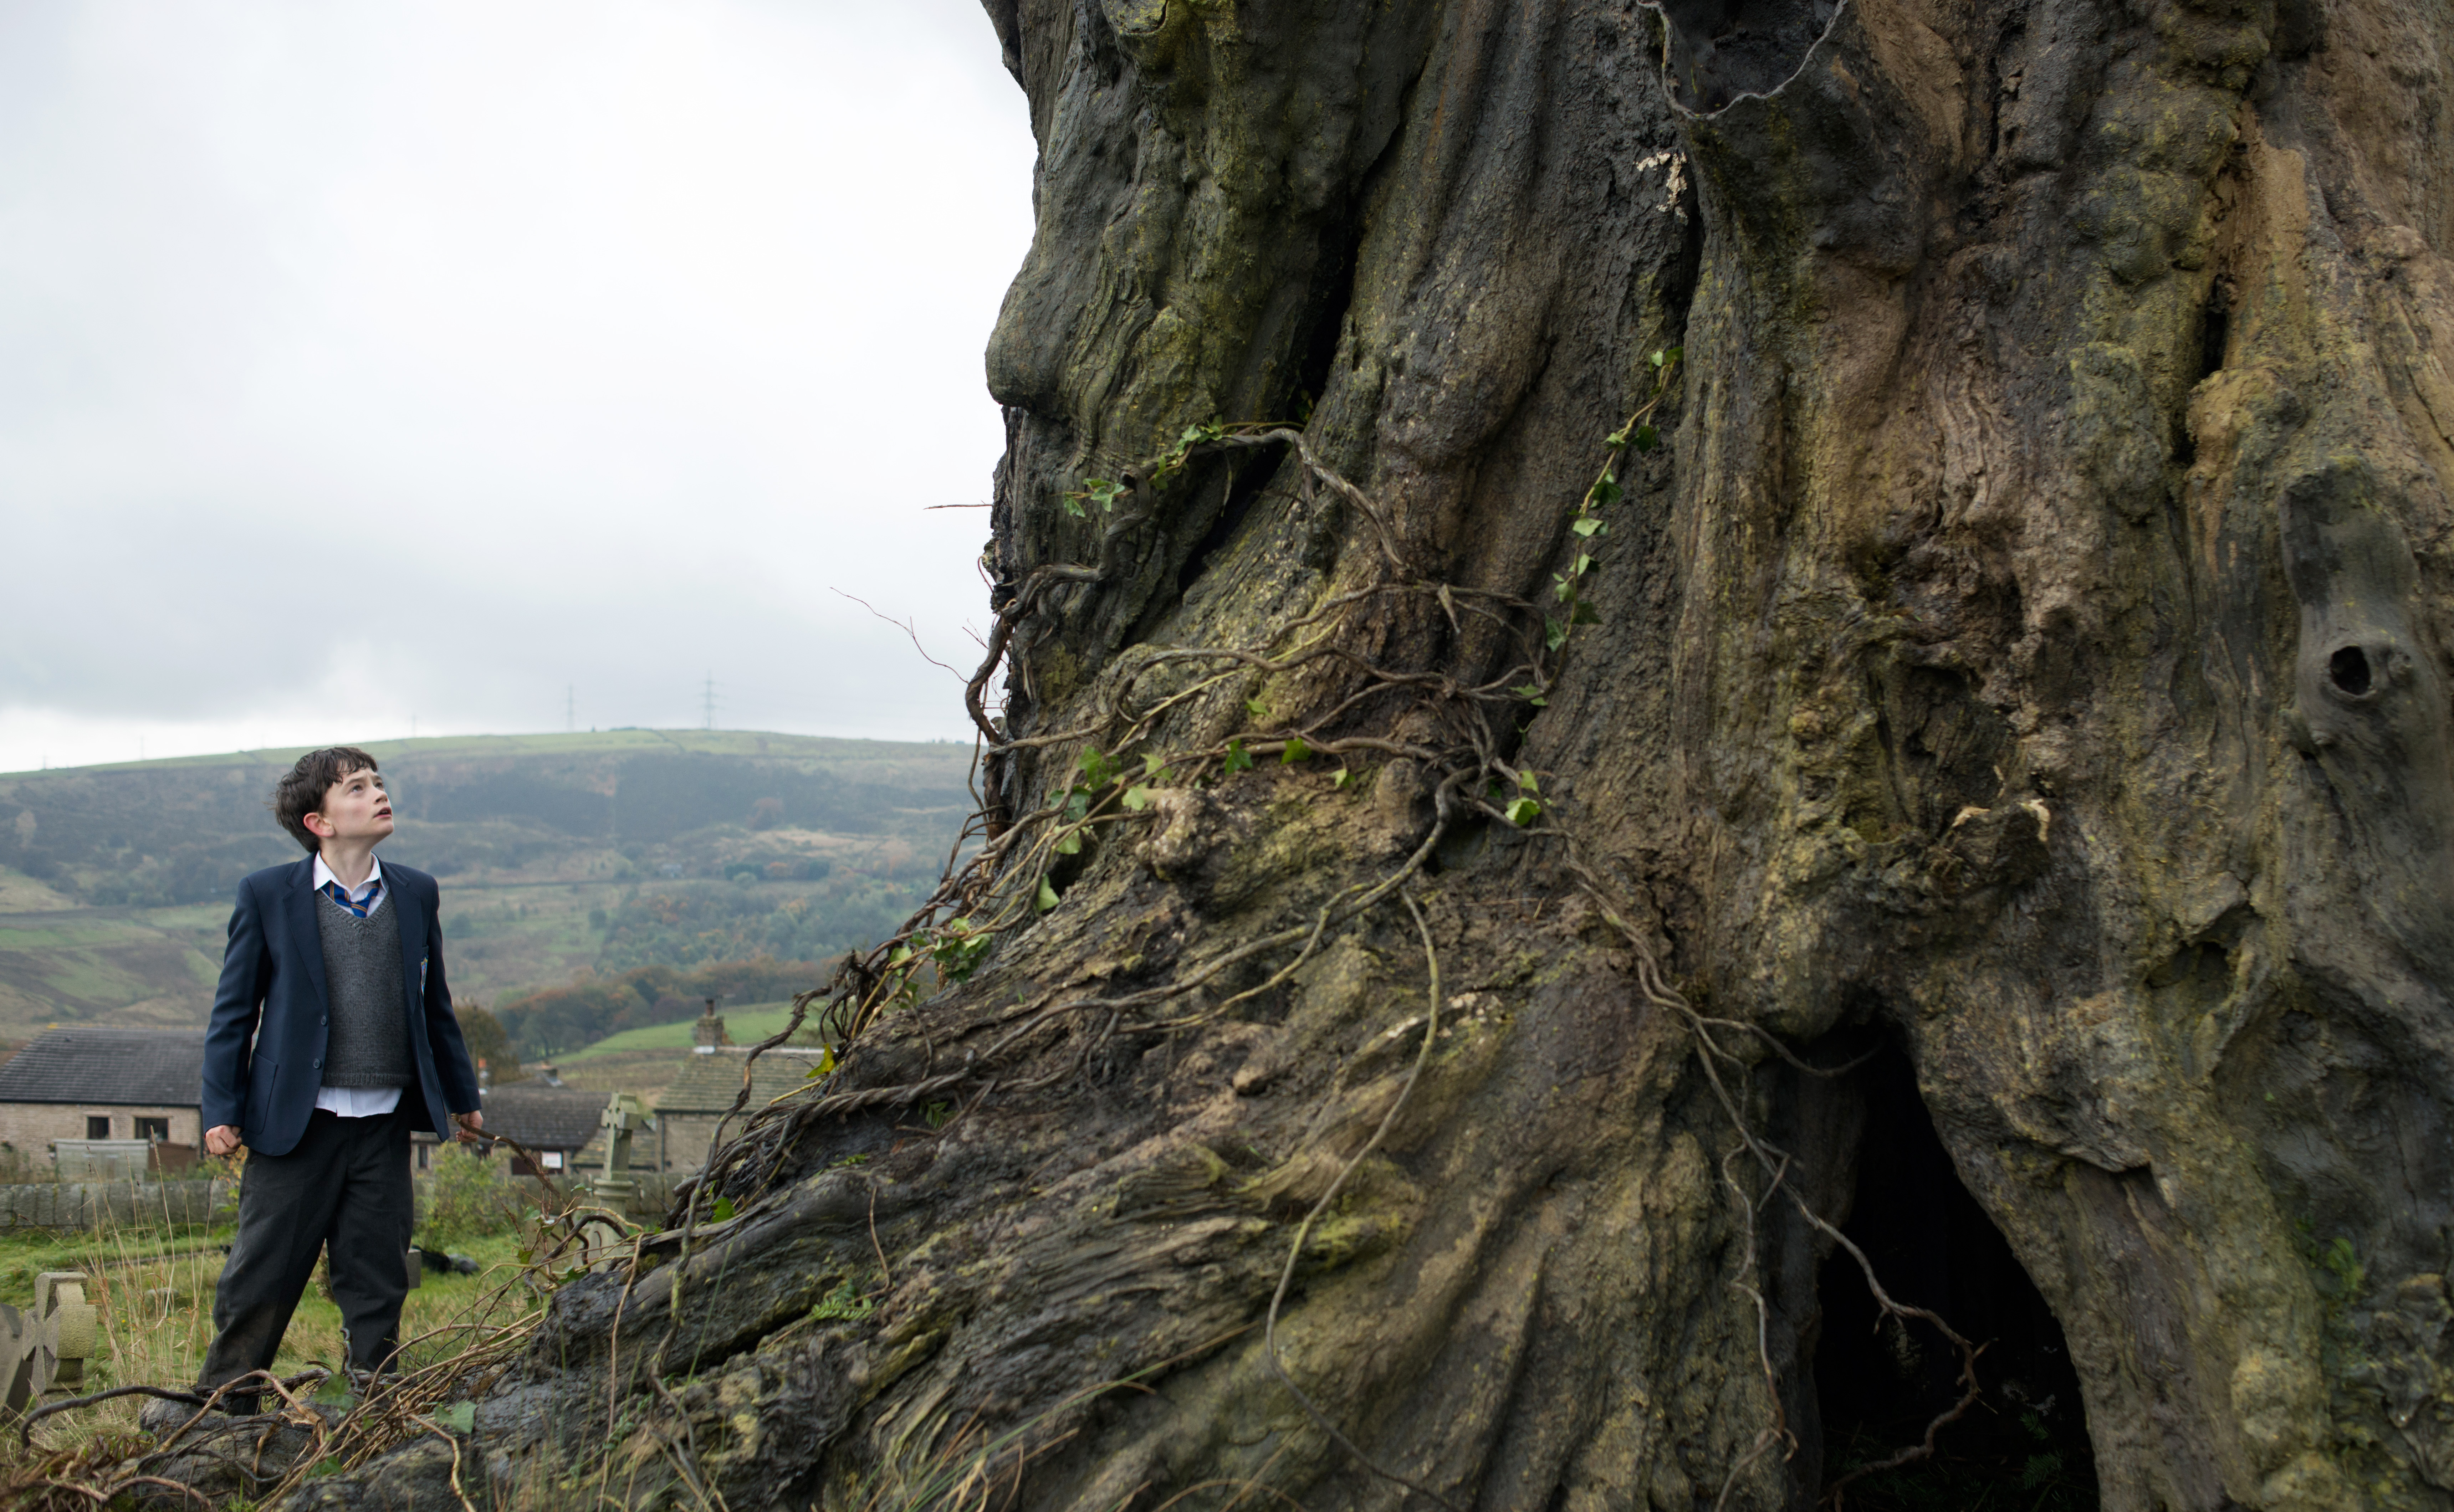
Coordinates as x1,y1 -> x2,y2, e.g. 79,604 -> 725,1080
0,1219 -> 540,1459
557,1000 -> 811,1060
0,1168 -> 562,1502
0,1158 -> 594,1512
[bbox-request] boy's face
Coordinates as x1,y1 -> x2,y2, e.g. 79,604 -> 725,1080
304,766 -> 394,847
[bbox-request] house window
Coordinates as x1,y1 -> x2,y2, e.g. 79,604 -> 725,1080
542,1151 -> 565,1171
85,1116 -> 110,1140
134,1118 -> 169,1142
416,1144 -> 431,1170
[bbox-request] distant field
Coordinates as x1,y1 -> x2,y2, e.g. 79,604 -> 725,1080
560,1001 -> 807,1060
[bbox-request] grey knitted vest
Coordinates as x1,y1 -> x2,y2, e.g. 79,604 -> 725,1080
315,891 -> 413,1088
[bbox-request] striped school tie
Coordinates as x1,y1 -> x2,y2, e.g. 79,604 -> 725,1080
321,879 -> 384,919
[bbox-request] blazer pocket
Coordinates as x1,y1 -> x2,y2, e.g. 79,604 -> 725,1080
244,1059 -> 280,1126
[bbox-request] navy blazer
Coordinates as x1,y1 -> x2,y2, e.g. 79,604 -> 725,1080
201,857 -> 482,1157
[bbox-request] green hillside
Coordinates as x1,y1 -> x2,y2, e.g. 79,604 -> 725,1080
0,730 -> 973,1040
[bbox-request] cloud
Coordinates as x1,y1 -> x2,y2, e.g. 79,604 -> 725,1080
0,0 -> 1035,771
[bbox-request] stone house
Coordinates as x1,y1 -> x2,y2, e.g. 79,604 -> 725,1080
471,1084 -> 612,1177
0,1028 -> 206,1168
651,1047 -> 830,1173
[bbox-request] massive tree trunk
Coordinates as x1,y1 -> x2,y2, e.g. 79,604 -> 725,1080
313,0 -> 2454,1507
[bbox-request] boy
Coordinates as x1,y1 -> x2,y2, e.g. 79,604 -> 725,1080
191,747 -> 484,1410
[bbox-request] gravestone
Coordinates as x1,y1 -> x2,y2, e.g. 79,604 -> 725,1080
0,1272 -> 94,1414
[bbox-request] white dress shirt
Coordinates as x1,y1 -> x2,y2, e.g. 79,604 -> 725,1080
309,853 -> 404,1119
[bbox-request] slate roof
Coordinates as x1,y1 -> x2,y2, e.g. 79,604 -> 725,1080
0,1029 -> 207,1106
655,1049 -> 830,1116
477,1085 -> 609,1153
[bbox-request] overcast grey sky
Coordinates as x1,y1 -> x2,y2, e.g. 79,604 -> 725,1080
0,0 -> 1037,773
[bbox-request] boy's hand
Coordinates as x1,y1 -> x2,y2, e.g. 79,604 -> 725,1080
454,1111 -> 485,1143
205,1125 -> 242,1157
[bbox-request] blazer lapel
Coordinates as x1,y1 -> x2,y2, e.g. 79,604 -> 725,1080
394,876 -> 428,1015
283,859 -> 331,1015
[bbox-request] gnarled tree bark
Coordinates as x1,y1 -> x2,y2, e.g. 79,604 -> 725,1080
303,0 -> 2454,1507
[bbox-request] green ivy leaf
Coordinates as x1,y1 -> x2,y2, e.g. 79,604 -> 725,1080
1570,516 -> 1605,538
1509,683 -> 1549,708
1123,785 -> 1151,811
1281,736 -> 1312,764
1553,573 -> 1575,602
1574,553 -> 1594,576
437,1402 -> 476,1435
1330,768 -> 1354,790
1649,348 -> 1668,369
1591,476 -> 1622,507
1545,618 -> 1568,651
1504,796 -> 1542,827
711,1196 -> 737,1222
1518,769 -> 1541,794
1571,599 -> 1602,626
1632,425 -> 1660,453
809,1276 -> 877,1322
1036,875 -> 1060,912
1054,827 -> 1083,855
1222,740 -> 1253,774
1245,697 -> 1270,718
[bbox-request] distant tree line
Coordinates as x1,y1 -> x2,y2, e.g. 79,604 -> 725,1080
487,957 -> 830,1058
453,1003 -> 524,1083
597,878 -> 930,972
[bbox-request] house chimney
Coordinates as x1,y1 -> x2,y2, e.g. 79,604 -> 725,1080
691,999 -> 730,1054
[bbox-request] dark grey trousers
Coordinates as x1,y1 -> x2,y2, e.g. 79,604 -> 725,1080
200,1104 -> 414,1407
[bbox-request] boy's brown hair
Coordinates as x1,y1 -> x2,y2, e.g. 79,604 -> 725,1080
270,747 -> 382,854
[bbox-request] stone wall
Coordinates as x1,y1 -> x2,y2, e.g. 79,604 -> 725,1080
0,1172 -> 679,1232
0,1178 -> 235,1230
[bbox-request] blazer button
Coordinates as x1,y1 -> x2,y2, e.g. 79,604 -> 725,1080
320,1017 -> 328,1026
313,1058 -> 322,1068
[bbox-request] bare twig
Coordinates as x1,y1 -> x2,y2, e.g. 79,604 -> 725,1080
832,587 -> 965,680
19,1385 -> 204,1446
